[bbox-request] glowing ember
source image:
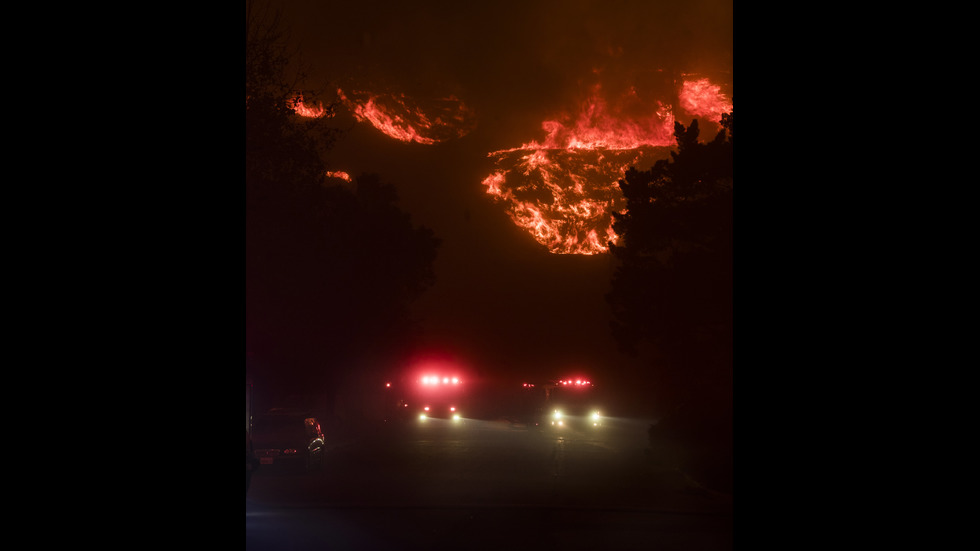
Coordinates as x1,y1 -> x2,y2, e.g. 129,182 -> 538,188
482,84 -> 676,255
679,77 -> 732,124
325,170 -> 352,182
338,88 -> 477,144
289,94 -> 329,118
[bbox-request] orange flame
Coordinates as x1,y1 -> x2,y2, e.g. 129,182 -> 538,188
521,89 -> 675,151
483,77 -> 730,255
325,170 -> 352,182
482,84 -> 676,255
338,89 -> 476,144
289,94 -> 329,118
678,77 -> 732,123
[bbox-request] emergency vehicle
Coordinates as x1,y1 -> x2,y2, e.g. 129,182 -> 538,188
384,371 -> 468,423
520,377 -> 604,430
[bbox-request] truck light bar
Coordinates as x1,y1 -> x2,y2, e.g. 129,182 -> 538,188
420,375 -> 461,385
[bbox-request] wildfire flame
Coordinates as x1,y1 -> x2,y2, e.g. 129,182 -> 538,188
518,88 -> 675,151
482,84 -> 676,255
483,77 -> 730,255
678,77 -> 732,123
338,88 -> 477,144
325,170 -> 352,182
283,76 -> 729,257
289,93 -> 329,118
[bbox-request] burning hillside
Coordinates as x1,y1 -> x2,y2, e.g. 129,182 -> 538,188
287,73 -> 730,256
288,93 -> 330,118
679,76 -> 733,123
338,89 -> 478,144
481,76 -> 730,255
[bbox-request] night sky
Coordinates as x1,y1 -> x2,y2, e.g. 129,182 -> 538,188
255,0 -> 733,393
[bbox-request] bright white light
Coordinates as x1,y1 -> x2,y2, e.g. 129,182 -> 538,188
452,414 -> 461,421
452,377 -> 459,384
443,377 -> 449,384
424,406 -> 430,411
592,412 -> 600,420
553,410 -> 562,419
419,414 -> 427,420
450,406 -> 456,412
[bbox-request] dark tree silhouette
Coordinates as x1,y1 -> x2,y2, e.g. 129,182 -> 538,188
246,2 -> 440,402
607,113 -> 733,490
608,116 -> 732,364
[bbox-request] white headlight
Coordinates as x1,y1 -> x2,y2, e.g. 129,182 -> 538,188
553,410 -> 562,419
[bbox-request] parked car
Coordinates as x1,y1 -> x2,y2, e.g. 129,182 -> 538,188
250,409 -> 326,472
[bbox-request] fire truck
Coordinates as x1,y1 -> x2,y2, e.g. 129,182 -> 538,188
518,377 -> 604,430
384,371 -> 468,424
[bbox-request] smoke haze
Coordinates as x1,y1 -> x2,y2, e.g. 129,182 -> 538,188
255,0 -> 733,385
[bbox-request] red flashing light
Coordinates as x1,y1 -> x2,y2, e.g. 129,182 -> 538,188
420,375 -> 462,385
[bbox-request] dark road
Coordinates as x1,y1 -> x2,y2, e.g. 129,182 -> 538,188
246,417 -> 732,550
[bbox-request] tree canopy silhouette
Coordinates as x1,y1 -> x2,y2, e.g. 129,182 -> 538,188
246,2 -> 440,396
607,113 -> 733,415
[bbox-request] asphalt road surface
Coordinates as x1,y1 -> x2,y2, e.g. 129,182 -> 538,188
246,416 -> 733,550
